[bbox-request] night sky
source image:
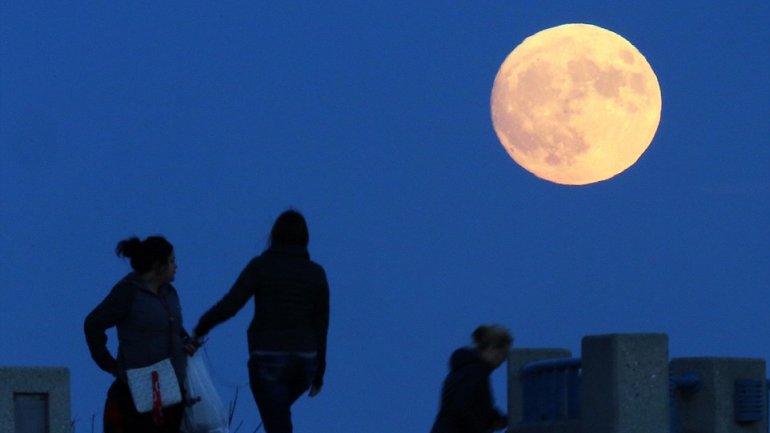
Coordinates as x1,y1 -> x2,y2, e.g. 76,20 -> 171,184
2,2 -> 769,432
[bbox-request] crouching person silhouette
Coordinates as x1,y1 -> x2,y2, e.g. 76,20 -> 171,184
431,325 -> 512,433
192,210 -> 330,433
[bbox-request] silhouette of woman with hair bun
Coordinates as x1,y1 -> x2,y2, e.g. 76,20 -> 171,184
84,235 -> 197,433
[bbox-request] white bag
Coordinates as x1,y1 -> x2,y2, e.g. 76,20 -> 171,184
181,352 -> 229,433
126,358 -> 182,413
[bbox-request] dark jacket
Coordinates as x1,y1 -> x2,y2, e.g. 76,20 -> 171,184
194,244 -> 330,387
84,273 -> 190,387
430,347 -> 507,433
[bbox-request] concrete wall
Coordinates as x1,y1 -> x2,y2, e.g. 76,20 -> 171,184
580,333 -> 669,433
0,367 -> 71,433
509,334 -> 769,433
670,357 -> 767,433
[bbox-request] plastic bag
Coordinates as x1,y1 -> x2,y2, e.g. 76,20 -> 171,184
181,351 -> 229,433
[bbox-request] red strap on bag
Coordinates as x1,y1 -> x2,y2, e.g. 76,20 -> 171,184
151,371 -> 165,426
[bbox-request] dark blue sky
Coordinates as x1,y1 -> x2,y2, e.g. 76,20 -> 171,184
2,2 -> 769,432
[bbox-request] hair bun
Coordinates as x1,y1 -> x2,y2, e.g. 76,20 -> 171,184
115,237 -> 142,259
114,235 -> 173,274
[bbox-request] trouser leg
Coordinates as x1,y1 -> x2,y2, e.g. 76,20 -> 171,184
252,381 -> 293,433
247,353 -> 318,433
249,358 -> 293,433
104,380 -> 130,433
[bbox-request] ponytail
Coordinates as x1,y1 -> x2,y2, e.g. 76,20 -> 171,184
115,235 -> 173,274
115,237 -> 143,259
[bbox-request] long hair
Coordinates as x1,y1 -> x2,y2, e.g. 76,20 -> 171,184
115,236 -> 173,273
269,209 -> 309,248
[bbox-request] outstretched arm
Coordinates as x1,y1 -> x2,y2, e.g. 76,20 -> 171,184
194,259 -> 258,338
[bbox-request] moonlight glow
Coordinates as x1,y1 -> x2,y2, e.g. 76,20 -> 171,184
491,24 -> 662,185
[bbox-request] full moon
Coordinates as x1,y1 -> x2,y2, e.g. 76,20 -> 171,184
491,24 -> 661,185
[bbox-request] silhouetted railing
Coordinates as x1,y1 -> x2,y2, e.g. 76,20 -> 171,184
521,358 -> 581,423
521,358 -> 770,433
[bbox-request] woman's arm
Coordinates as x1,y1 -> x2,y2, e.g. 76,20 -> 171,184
194,259 -> 258,338
450,368 -> 504,433
83,283 -> 135,375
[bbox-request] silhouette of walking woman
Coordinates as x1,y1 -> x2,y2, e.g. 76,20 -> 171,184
193,210 -> 330,433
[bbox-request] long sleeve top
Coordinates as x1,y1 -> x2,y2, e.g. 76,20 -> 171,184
84,273 -> 189,387
430,347 -> 507,433
194,244 -> 330,387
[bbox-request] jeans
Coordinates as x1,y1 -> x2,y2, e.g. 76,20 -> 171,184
248,352 -> 318,433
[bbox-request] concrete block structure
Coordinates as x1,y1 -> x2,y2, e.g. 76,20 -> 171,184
509,333 -> 767,433
670,357 -> 767,433
0,367 -> 71,433
580,333 -> 669,433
